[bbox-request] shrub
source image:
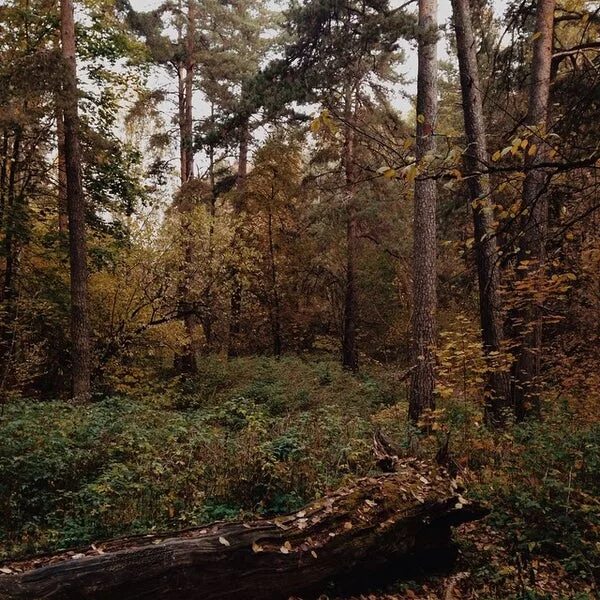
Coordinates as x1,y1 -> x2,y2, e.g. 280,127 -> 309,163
473,406 -> 600,580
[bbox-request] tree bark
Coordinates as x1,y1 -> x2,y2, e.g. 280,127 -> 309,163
267,192 -> 282,357
174,0 -> 198,373
409,0 -> 438,423
56,104 -> 69,235
228,117 -> 249,357
451,0 -> 511,425
203,117 -> 217,351
2,131 -> 21,309
0,130 -> 21,369
511,0 -> 555,420
0,462 -> 486,600
342,86 -> 359,372
60,0 -> 92,402
0,130 -> 8,223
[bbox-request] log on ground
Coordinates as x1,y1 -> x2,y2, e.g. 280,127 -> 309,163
0,459 -> 488,600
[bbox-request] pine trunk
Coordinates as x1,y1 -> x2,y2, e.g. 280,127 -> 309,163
451,0 -> 511,425
267,203 -> 282,357
409,0 -> 438,423
228,117 -> 249,357
342,87 -> 359,372
56,105 -> 69,235
175,0 -> 198,373
60,0 -> 92,402
0,130 -> 21,369
511,0 -> 555,419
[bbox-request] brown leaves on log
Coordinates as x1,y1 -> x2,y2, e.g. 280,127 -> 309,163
0,459 -> 488,600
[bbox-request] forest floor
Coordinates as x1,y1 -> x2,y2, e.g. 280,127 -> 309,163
334,522 -> 596,600
1,355 -> 598,599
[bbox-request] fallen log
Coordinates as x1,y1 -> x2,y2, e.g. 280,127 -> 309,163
0,459 -> 487,600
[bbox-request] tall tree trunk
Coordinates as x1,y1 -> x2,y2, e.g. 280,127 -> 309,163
183,2 -> 195,185
174,0 -> 198,373
267,191 -> 282,357
203,116 -> 216,351
2,131 -> 20,308
1,129 -> 21,372
60,0 -> 92,401
0,130 -> 8,223
409,0 -> 438,424
228,116 -> 249,357
451,0 -> 511,425
56,105 -> 68,235
342,86 -> 359,372
178,64 -> 188,185
511,0 -> 555,420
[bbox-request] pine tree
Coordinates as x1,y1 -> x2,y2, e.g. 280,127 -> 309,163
511,0 -> 556,419
409,0 -> 439,423
60,0 -> 92,401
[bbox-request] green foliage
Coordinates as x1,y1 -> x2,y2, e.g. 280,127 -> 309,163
0,357 -> 375,559
472,407 -> 600,580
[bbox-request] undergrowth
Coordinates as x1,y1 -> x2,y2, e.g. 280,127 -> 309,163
1,355 -> 598,591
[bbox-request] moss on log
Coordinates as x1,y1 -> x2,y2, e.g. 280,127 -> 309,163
0,459 -> 487,600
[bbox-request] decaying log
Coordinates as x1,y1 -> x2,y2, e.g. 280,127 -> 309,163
0,459 -> 487,600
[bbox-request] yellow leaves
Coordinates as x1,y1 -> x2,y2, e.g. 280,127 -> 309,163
403,163 -> 418,183
309,108 -> 337,135
511,138 -> 523,156
377,166 -> 397,179
417,407 -> 448,430
279,540 -> 292,554
492,133 -> 542,162
531,31 -> 542,42
376,163 -> 420,183
435,383 -> 455,400
417,113 -> 425,124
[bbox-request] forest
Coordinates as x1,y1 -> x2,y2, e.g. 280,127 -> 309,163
0,0 -> 599,597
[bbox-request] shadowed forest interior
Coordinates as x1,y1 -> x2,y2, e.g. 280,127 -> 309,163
0,0 -> 599,597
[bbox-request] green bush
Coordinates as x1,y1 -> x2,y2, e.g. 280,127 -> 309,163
0,359 -> 377,558
475,407 -> 600,580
